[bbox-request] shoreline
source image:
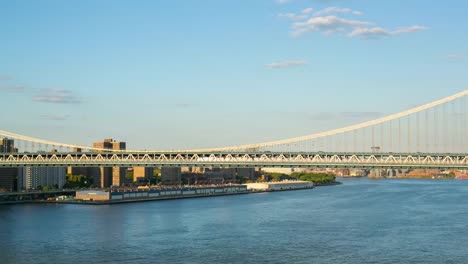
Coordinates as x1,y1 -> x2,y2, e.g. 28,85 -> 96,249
314,181 -> 342,186
48,185 -> 318,205
0,181 -> 342,206
1,184 -> 327,206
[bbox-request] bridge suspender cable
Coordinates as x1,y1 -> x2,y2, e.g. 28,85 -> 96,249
190,90 -> 468,152
0,90 -> 467,153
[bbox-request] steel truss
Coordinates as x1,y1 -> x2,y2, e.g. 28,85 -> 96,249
0,152 -> 467,169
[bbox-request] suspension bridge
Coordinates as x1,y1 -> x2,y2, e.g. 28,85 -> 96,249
0,90 -> 467,169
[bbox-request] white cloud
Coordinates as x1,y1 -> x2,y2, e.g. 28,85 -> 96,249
278,5 -> 426,40
445,54 -> 465,59
0,85 -> 26,92
33,88 -> 81,104
349,25 -> 426,39
348,27 -> 390,38
276,0 -> 294,3
392,25 -> 427,34
301,8 -> 314,14
313,7 -> 363,16
292,15 -> 372,37
265,60 -> 307,69
278,13 -> 308,21
278,8 -> 314,21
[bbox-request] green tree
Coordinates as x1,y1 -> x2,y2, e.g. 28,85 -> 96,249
63,174 -> 94,189
126,172 -> 134,182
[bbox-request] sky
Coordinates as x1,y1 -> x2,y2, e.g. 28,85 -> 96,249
0,0 -> 467,150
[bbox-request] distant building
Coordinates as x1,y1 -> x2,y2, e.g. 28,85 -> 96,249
204,168 -> 236,183
18,167 -> 66,190
67,166 -> 88,176
161,167 -> 181,185
181,166 -> 191,173
0,139 -> 18,191
261,167 -> 295,175
133,167 -> 154,182
93,138 -> 114,150
75,190 -> 110,201
92,139 -> 127,187
0,138 -> 16,153
371,146 -> 381,153
67,147 -> 93,180
0,168 -> 18,192
73,147 -> 82,152
110,141 -> 126,187
237,168 -> 257,181
244,180 -> 313,191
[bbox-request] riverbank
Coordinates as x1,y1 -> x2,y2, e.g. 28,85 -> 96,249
313,181 -> 342,187
39,190 -> 253,205
1,182 -> 323,205
0,180 -> 344,205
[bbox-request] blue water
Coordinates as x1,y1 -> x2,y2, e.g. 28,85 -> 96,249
2,178 -> 468,264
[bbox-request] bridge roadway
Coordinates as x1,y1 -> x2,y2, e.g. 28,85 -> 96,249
0,151 -> 467,169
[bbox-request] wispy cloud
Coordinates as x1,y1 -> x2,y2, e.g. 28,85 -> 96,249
444,54 -> 465,59
265,60 -> 307,69
301,8 -> 314,14
0,75 -> 26,92
276,0 -> 294,3
33,88 -> 81,104
292,15 -> 371,37
349,25 -> 427,39
0,75 -> 12,82
278,7 -> 315,21
392,25 -> 427,34
313,7 -> 363,16
174,103 -> 196,108
0,85 -> 26,92
40,114 -> 70,121
279,5 -> 426,39
278,13 -> 308,21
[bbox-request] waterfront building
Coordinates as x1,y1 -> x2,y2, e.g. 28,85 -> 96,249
133,167 -> 154,182
75,190 -> 110,201
75,185 -> 248,203
244,180 -> 313,191
92,139 -> 127,187
161,167 -> 181,185
18,167 -> 66,190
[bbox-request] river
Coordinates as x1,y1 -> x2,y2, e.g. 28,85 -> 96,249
2,178 -> 468,263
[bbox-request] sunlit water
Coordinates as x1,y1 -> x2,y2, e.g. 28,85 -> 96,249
2,178 -> 468,264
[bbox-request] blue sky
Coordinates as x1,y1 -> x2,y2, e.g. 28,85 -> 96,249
0,0 -> 466,150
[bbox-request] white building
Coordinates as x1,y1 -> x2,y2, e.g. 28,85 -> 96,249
18,167 -> 66,190
244,180 -> 313,191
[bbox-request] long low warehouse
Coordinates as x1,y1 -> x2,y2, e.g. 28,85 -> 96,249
243,180 -> 313,191
75,185 -> 248,202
